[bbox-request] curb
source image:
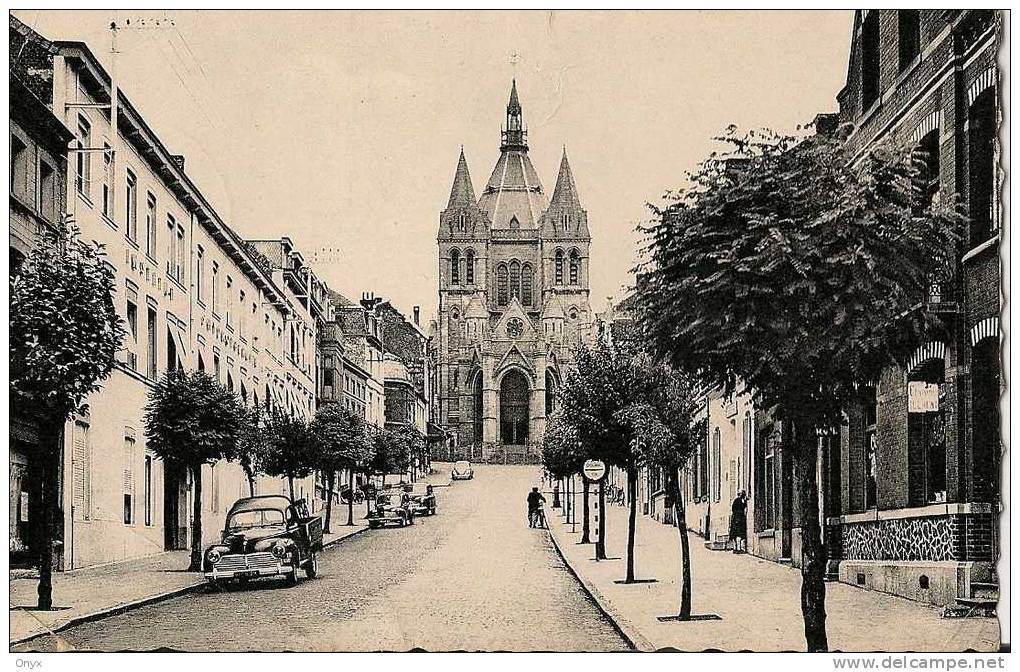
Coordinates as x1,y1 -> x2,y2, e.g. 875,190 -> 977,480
546,521 -> 657,652
11,527 -> 371,648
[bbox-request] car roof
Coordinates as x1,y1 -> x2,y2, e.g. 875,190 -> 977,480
228,495 -> 291,514
455,460 -> 471,466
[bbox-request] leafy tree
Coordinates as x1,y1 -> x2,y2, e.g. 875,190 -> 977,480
397,425 -> 426,482
236,403 -> 271,496
637,127 -> 958,650
263,410 -> 317,500
144,369 -> 244,571
616,357 -> 706,619
370,427 -> 410,488
312,404 -> 374,531
558,340 -> 642,573
543,415 -> 592,543
10,224 -> 124,609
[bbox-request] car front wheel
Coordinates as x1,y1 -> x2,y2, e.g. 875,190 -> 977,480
305,552 -> 318,579
286,557 -> 300,586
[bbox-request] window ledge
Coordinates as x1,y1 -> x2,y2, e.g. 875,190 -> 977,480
125,236 -> 139,251
76,192 -> 94,209
961,235 -> 1000,264
166,274 -> 186,292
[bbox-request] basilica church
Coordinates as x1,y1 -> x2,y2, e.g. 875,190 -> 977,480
436,80 -> 593,458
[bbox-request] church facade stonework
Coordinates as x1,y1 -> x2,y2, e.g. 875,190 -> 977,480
436,81 -> 592,459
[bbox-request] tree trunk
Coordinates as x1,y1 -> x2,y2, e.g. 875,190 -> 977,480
625,465 -> 638,583
36,422 -> 61,610
347,470 -> 355,526
246,471 -> 256,497
189,465 -> 204,572
324,471 -> 335,535
793,413 -> 829,652
668,469 -> 692,619
581,477 -> 591,543
287,474 -> 295,501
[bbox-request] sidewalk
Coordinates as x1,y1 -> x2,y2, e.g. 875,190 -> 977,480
9,523 -> 368,646
547,498 -> 1000,652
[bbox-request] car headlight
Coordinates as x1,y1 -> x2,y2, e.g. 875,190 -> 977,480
207,549 -> 222,565
271,542 -> 287,558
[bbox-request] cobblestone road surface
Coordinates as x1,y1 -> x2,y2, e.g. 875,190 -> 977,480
14,465 -> 630,652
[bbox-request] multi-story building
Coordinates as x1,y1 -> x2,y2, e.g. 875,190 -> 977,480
10,16 -> 323,569
319,290 -> 386,427
436,80 -> 593,460
9,36 -> 74,567
817,9 -> 1002,608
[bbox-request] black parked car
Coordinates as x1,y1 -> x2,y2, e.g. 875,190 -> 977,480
204,495 -> 322,587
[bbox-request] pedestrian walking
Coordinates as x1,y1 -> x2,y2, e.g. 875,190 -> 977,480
729,490 -> 748,553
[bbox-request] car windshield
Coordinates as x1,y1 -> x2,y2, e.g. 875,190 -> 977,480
227,509 -> 285,530
376,493 -> 395,506
455,461 -> 470,470
410,484 -> 428,495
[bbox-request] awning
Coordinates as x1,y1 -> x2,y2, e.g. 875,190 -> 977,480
168,320 -> 191,370
426,422 -> 447,442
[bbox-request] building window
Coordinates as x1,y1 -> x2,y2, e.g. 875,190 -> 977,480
226,275 -> 234,328
102,142 -> 113,218
898,10 -> 920,72
214,354 -> 221,382
908,359 -> 946,505
145,193 -> 157,258
123,434 -> 135,524
211,462 -> 220,512
146,306 -> 158,379
72,421 -> 92,520
569,250 -> 580,285
10,134 -> 29,201
75,115 -> 92,199
465,249 -> 475,284
561,212 -> 570,232
239,290 -> 246,338
555,249 -> 564,285
969,88 -> 998,247
497,264 -> 509,306
212,262 -> 220,315
863,386 -> 878,509
167,214 -> 184,282
143,453 -> 153,526
126,294 -> 139,371
39,160 -> 57,222
167,325 -> 178,372
912,130 -> 940,212
763,433 -> 777,529
509,260 -> 521,301
458,213 -> 466,231
712,428 -> 722,503
521,263 -> 534,306
125,170 -> 138,241
450,248 -> 460,284
195,246 -> 205,303
861,10 -> 881,111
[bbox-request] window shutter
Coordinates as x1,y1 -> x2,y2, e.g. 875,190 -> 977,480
73,422 -> 91,520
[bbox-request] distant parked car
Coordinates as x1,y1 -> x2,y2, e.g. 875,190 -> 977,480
204,495 -> 322,588
407,482 -> 437,516
367,488 -> 415,528
451,460 -> 474,481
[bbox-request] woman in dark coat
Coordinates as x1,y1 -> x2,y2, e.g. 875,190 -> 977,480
729,490 -> 748,553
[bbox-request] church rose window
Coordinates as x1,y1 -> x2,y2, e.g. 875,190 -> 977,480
497,264 -> 509,306
522,263 -> 533,305
450,248 -> 460,284
465,249 -> 475,284
555,249 -> 564,284
507,318 -> 524,339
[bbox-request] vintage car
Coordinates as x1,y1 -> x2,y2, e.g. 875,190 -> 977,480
407,482 -> 437,516
203,495 -> 323,587
366,488 -> 415,528
451,460 -> 474,481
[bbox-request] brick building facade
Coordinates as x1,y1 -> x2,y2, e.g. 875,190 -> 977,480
820,10 -> 1002,607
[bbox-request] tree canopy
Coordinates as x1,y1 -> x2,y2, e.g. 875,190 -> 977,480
144,368 -> 244,467
11,224 -> 124,421
263,410 -> 317,491
312,403 -> 374,474
636,127 -> 959,424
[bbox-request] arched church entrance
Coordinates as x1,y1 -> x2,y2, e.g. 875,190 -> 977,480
500,369 -> 530,446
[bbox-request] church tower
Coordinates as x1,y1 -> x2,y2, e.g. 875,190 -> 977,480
437,80 -> 592,460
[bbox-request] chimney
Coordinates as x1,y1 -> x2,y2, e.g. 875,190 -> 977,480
170,154 -> 186,171
413,306 -> 420,326
360,292 -> 378,311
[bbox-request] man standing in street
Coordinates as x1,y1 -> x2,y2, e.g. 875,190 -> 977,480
527,487 -> 546,528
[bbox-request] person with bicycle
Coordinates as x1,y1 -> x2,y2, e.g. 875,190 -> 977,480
527,487 -> 546,528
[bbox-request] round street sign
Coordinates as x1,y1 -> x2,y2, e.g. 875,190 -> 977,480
583,459 -> 607,482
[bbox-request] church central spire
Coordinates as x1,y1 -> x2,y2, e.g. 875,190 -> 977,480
501,79 -> 528,151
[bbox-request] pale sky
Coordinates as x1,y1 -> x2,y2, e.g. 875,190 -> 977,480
15,10 -> 853,321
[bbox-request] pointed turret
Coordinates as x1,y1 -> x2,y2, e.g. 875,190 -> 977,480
549,148 -> 582,209
501,79 -> 527,151
447,147 -> 476,208
508,78 -> 521,114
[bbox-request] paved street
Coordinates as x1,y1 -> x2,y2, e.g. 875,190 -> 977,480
13,465 -> 629,652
